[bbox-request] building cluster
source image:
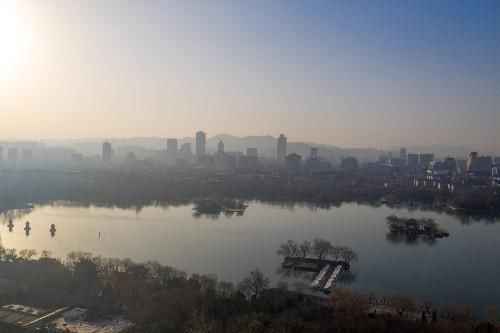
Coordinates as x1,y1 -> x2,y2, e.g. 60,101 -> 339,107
99,136 -> 499,186
0,147 -> 34,165
101,131 -> 331,173
0,304 -> 133,332
376,148 -> 499,190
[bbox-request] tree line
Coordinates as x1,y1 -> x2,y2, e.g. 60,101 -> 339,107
0,246 -> 498,332
277,238 -> 359,264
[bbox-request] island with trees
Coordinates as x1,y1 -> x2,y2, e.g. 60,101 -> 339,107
193,198 -> 248,216
386,215 -> 450,239
277,239 -> 358,293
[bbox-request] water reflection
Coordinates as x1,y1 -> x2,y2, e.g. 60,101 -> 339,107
385,232 -> 437,246
50,224 -> 57,237
337,270 -> 358,285
7,219 -> 14,232
1,207 -> 34,224
24,221 -> 31,237
2,200 -> 499,226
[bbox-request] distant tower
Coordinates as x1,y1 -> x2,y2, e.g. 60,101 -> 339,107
400,147 -> 407,160
102,142 -> 112,163
196,131 -> 206,157
310,147 -> 318,159
217,140 -> 225,155
179,143 -> 193,161
166,138 -> 178,165
277,134 -> 287,164
466,152 -> 478,172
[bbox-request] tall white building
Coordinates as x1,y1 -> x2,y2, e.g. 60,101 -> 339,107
277,134 -> 287,164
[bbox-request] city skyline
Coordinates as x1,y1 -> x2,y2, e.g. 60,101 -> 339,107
1,0 -> 499,152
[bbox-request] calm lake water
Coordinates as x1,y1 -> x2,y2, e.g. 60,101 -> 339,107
2,201 -> 500,314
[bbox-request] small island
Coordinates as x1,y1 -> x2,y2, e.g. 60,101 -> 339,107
193,199 -> 248,215
277,239 -> 358,294
386,215 -> 449,238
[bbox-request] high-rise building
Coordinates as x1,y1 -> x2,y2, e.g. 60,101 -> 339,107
285,153 -> 302,171
179,143 -> 193,161
407,153 -> 419,168
419,153 -> 434,169
166,138 -> 178,165
466,152 -> 492,177
400,147 -> 407,160
22,149 -> 33,161
310,147 -> 318,159
340,156 -> 359,171
443,157 -> 457,173
277,134 -> 287,164
245,148 -> 258,170
102,142 -> 112,163
0,146 -> 3,163
217,140 -> 225,155
7,148 -> 19,163
196,131 -> 206,158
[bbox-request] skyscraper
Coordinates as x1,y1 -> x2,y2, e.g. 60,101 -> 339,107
418,153 -> 434,170
8,148 -> 19,163
400,147 -> 407,160
196,131 -> 206,158
310,147 -> 318,159
166,138 -> 178,165
277,134 -> 287,164
102,142 -> 112,163
217,140 -> 225,155
179,143 -> 193,161
407,153 -> 419,168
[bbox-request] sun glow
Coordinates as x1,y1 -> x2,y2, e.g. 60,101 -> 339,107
0,2 -> 32,82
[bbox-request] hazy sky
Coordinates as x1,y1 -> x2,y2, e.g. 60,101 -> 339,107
0,0 -> 499,151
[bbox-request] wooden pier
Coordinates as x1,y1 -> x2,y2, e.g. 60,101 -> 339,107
282,257 -> 349,293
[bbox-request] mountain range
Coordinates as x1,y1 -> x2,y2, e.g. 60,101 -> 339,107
39,134 -> 480,163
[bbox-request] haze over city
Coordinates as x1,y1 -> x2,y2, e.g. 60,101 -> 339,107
2,1 -> 500,332
1,0 -> 499,152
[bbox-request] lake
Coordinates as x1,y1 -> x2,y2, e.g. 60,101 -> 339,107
2,201 -> 500,314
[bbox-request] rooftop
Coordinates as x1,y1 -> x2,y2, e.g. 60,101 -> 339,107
0,304 -> 47,326
48,308 -> 133,333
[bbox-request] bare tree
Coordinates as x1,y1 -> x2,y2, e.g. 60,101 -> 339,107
331,246 -> 344,260
299,240 -> 312,258
312,238 -> 333,260
217,281 -> 235,297
387,294 -> 415,318
276,240 -> 300,258
340,247 -> 358,264
19,249 -> 37,261
237,268 -> 269,300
